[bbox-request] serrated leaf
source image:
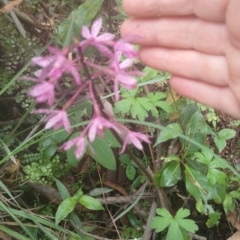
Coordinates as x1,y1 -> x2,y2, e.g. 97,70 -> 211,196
154,161 -> 181,187
55,197 -> 76,225
166,221 -> 184,240
154,123 -> 183,146
151,216 -> 171,232
206,212 -> 221,227
79,195 -> 104,210
88,137 -> 116,170
114,98 -> 134,114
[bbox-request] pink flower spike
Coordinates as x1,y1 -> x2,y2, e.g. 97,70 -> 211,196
29,81 -> 55,105
114,39 -> 138,58
120,131 -> 151,154
88,115 -> 120,142
32,47 -> 81,85
80,18 -> 115,57
62,136 -> 86,159
35,109 -> 71,133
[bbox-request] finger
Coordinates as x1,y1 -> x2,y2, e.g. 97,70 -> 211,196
169,76 -> 240,119
122,0 -> 228,22
139,47 -> 228,86
121,17 -> 227,55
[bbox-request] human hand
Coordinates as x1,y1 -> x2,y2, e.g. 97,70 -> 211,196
121,0 -> 240,118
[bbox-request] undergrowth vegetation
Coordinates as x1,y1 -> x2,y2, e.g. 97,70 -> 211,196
0,0 -> 240,240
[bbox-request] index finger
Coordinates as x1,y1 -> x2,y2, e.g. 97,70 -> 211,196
122,0 -> 228,22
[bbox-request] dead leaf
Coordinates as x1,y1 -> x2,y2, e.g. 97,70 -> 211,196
103,180 -> 128,196
5,160 -> 20,174
0,0 -> 23,13
227,210 -> 240,231
227,231 -> 240,240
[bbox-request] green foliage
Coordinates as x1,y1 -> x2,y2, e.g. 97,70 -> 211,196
56,0 -> 104,45
114,90 -> 171,121
120,226 -> 143,239
119,154 -> 137,180
55,189 -> 104,225
87,134 -> 117,170
151,208 -> 198,240
23,154 -> 70,184
213,128 -> 236,153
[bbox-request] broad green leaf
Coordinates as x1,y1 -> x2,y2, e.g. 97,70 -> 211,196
154,123 -> 183,146
55,178 -> 70,199
72,189 -> 84,201
126,164 -> 136,180
218,129 -> 236,140
206,212 -> 221,227
57,0 -> 104,43
154,161 -> 181,187
229,190 -> 240,200
51,129 -> 70,143
214,137 -> 226,153
79,195 -> 104,210
55,197 -> 76,225
102,130 -> 121,148
41,143 -> 57,160
88,137 -> 116,170
39,136 -> 54,150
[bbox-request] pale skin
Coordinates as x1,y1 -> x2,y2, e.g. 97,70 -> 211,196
121,0 -> 240,119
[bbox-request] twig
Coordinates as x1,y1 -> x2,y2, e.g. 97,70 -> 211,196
143,200 -> 157,240
188,232 -> 207,240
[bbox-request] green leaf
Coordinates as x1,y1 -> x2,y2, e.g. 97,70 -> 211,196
175,208 -> 198,232
166,221 -> 184,240
41,143 -> 57,160
206,212 -> 221,227
141,66 -> 159,81
51,129 -> 70,143
214,137 -> 226,153
151,208 -> 198,239
102,130 -> 121,148
154,161 -> 181,187
55,178 -> 70,199
55,197 -> 76,225
56,0 -> 104,43
223,195 -> 235,213
154,123 -> 183,146
114,98 -> 134,114
218,129 -> 236,140
88,137 -> 116,170
79,195 -> 104,210
126,164 -> 136,180
119,154 -> 131,165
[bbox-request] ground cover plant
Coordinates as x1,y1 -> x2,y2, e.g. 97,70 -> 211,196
0,0 -> 240,240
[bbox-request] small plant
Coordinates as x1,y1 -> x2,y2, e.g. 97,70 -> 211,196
151,208 -> 198,240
